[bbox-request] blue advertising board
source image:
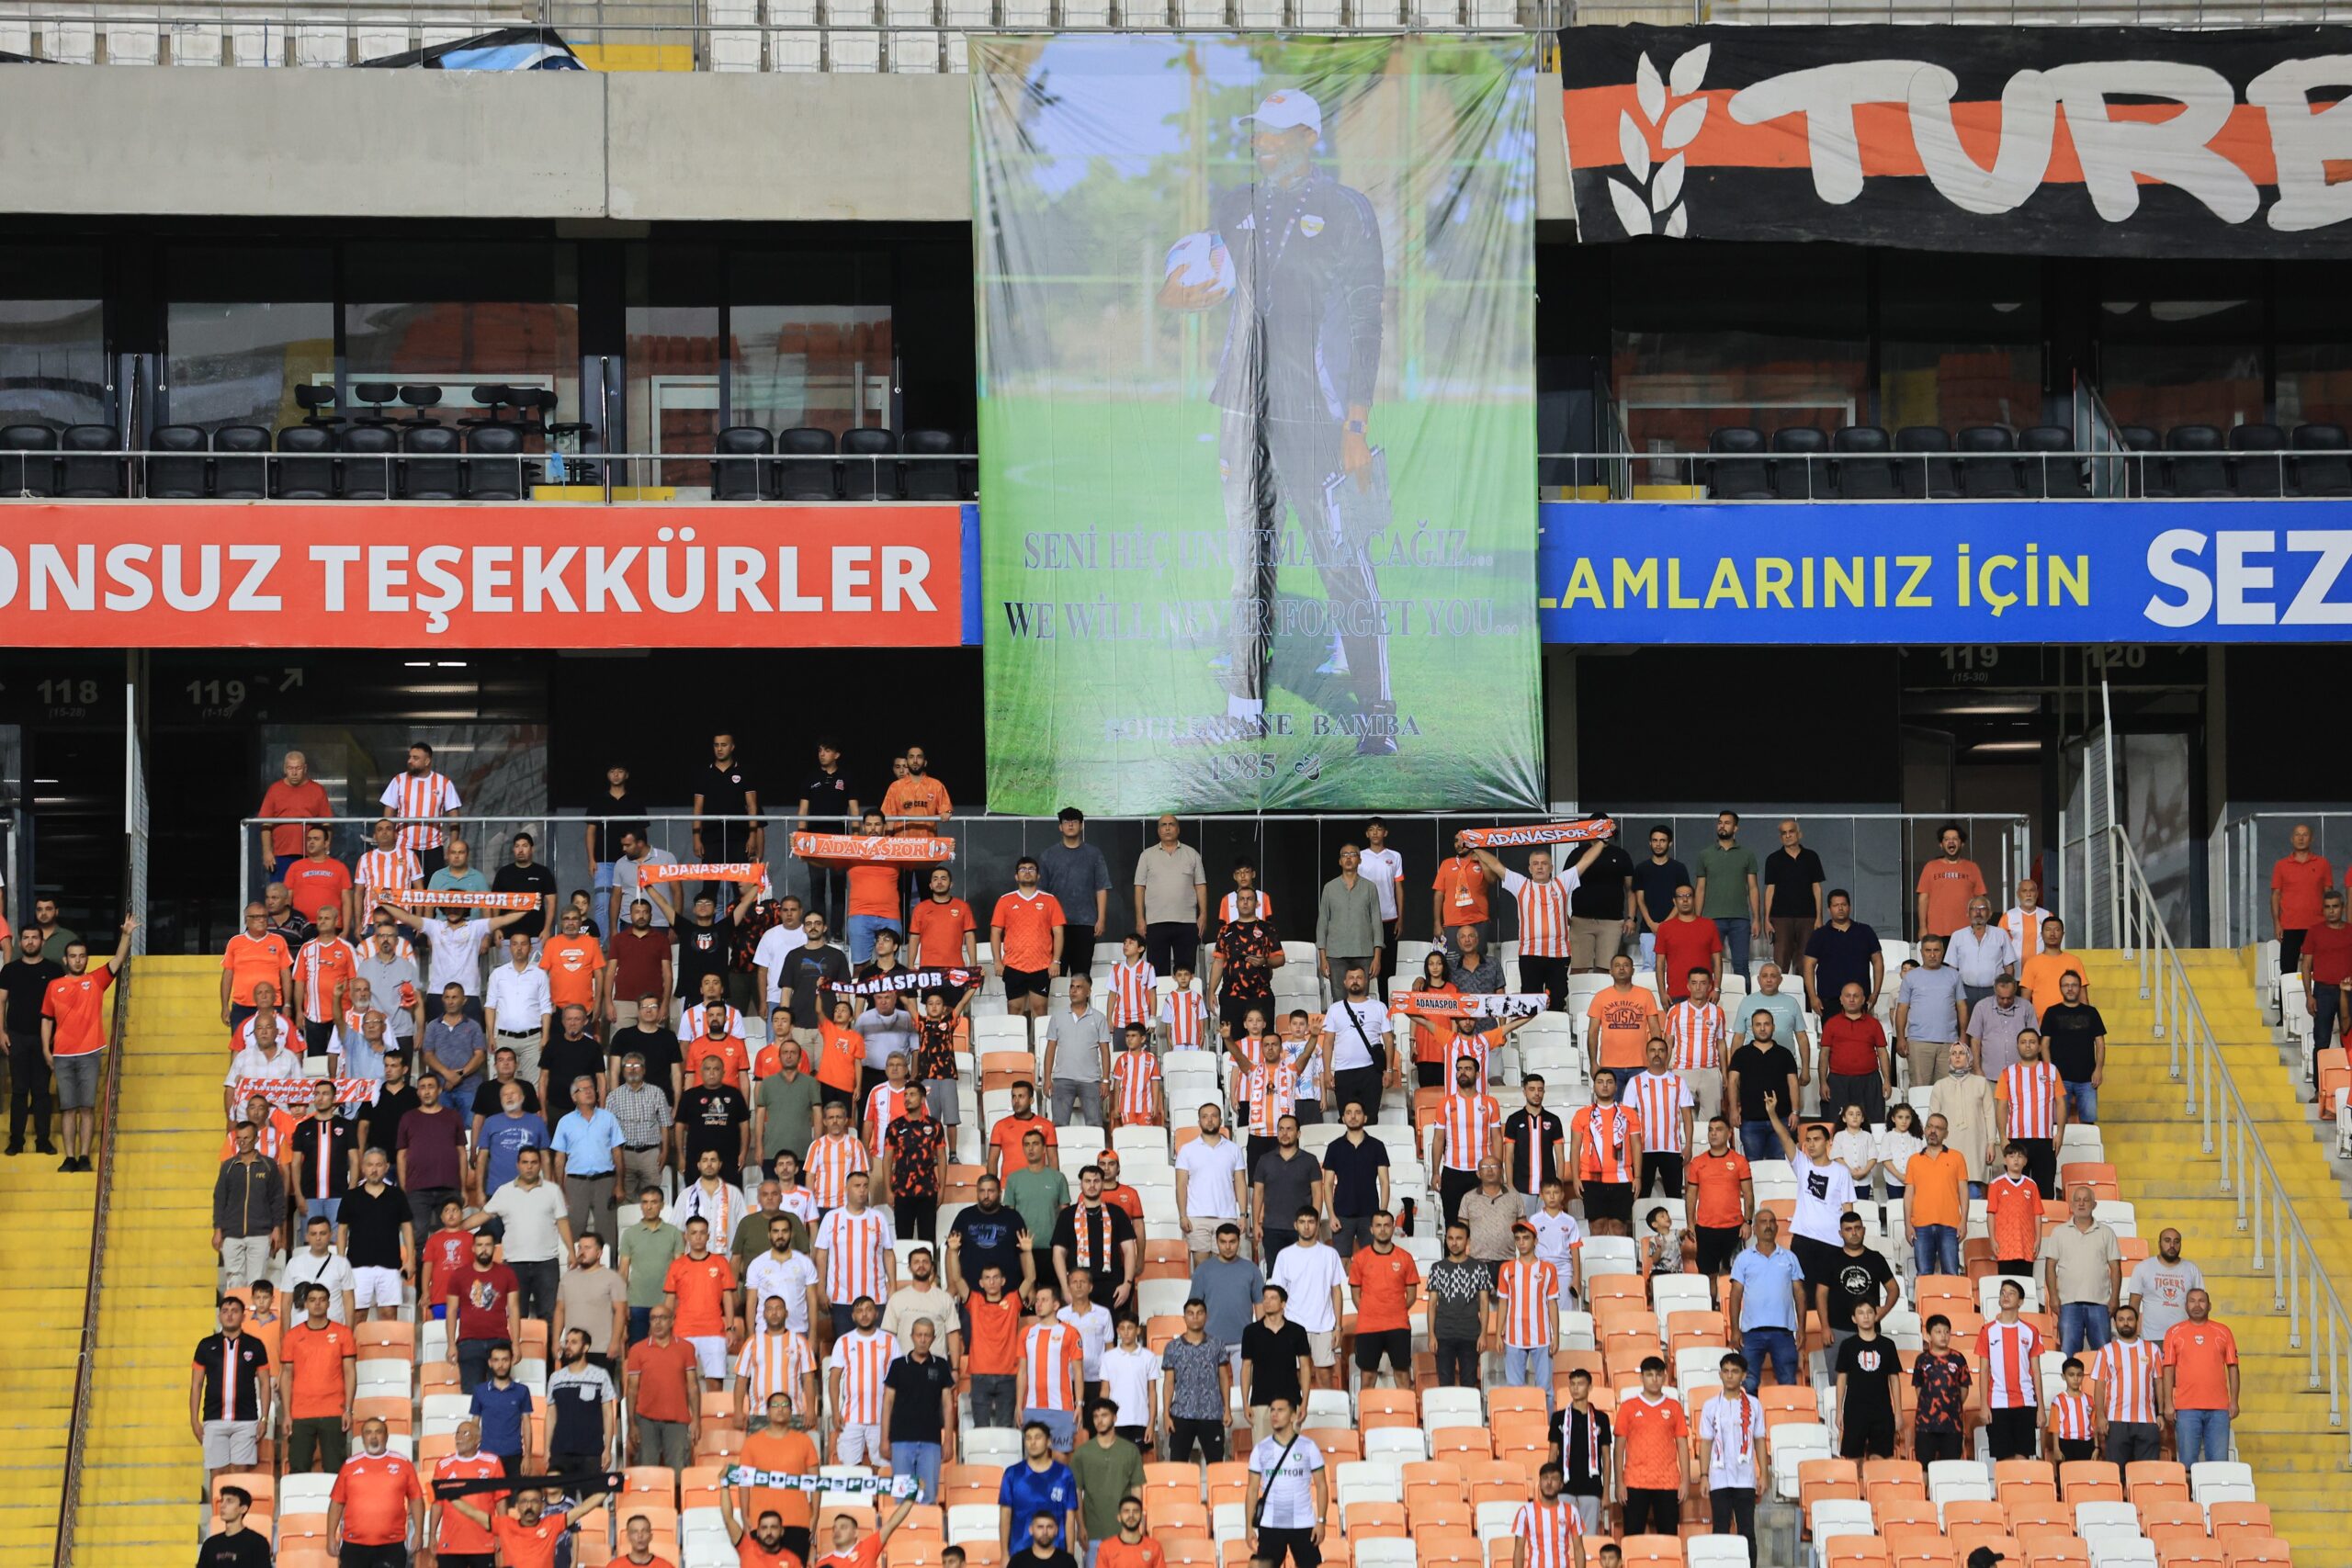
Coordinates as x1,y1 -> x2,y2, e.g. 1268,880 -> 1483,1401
1536,501 -> 2352,643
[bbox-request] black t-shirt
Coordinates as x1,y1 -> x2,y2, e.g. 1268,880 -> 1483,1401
676,1086 -> 750,1168
194,1527 -> 276,1568
491,863 -> 560,939
1630,857 -> 1690,927
0,956 -> 63,1035
361,1082 -> 422,1149
1822,1245 -> 1894,1332
696,763 -> 757,824
673,916 -> 738,998
340,1181 -> 413,1269
292,1114 -> 356,1198
800,766 -> 858,822
1834,1332 -> 1900,1422
1764,847 -> 1827,921
588,790 -> 644,862
1050,1202 -> 1136,1287
949,1201 -> 1025,1285
1500,1108 -> 1566,1196
1319,1134 -> 1392,1218
1727,1043 -> 1798,1123
1569,844 -> 1634,920
609,1025 -> 682,1089
1805,921 -> 1882,1003
1016,1550 -> 1078,1568
543,1035 -> 605,1102
2038,1002 -> 2106,1084
1241,1318 -> 1311,1407
192,1331 -> 270,1421
885,1352 -> 957,1441
782,944 -> 851,1029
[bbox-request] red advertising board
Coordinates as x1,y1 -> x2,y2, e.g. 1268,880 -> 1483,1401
0,502 -> 969,648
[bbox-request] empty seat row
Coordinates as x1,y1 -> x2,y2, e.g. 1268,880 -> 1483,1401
0,423 -> 532,502
2114,423 -> 2349,498
713,425 -> 971,501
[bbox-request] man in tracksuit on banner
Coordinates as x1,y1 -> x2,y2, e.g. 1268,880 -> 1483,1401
1159,87 -> 1397,756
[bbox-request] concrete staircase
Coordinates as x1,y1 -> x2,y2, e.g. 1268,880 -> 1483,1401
68,956 -> 240,1562
0,971 -> 106,1566
2077,948 -> 2352,1568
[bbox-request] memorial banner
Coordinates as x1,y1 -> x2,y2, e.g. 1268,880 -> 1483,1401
976,35 -> 1545,811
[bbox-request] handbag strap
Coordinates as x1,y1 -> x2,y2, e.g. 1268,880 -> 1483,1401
1253,1433 -> 1305,1532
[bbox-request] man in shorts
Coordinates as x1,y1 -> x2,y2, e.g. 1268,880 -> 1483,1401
1684,1116 -> 1754,1285
43,916 -> 136,1173
191,1293 -> 273,1488
991,857 -> 1066,1023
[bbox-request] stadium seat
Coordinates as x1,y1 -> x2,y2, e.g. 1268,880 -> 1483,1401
0,423 -> 59,496
1957,425 -> 2023,499
338,422 -> 398,499
402,423 -> 463,500
276,423 -> 335,499
2291,423 -> 2351,495
715,426 -> 773,501
58,423 -> 125,497
2017,424 -> 2086,497
145,423 -> 209,497
2227,423 -> 2287,497
1703,427 -> 1771,501
1831,426 -> 1901,501
903,427 -> 961,500
775,424 -> 840,499
462,422 -> 527,500
2165,425 -> 2231,497
842,426 -> 899,500
1770,425 -> 1828,500
1895,425 -> 1960,499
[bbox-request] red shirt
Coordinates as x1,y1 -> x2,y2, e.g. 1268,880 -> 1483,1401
260,778 -> 334,858
493,1506 -> 576,1568
221,932 -> 294,1007
422,1227 -> 473,1300
907,897 -> 977,967
967,1291 -> 1023,1377
816,1537 -> 886,1568
626,1335 -> 699,1422
1652,917 -> 1724,1000
609,928 -> 671,1001
432,1452 -> 506,1554
1684,1147 -> 1751,1230
284,856 -> 355,926
1347,1244 -> 1420,1336
42,965 -> 116,1057
330,1452 -> 424,1546
2273,854 -> 2335,931
450,1261 -> 518,1345
1821,1012 -> 1888,1078
2303,920 -> 2352,987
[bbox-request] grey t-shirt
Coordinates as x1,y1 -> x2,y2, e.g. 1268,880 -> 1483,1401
1037,842 -> 1114,929
855,1006 -> 921,1073
1252,1148 -> 1322,1236
2125,1257 -> 2208,1343
1046,1007 -> 1114,1082
356,950 -> 421,1038
1135,842 -> 1207,925
1187,1255 -> 1266,1348
1896,964 -> 1969,1043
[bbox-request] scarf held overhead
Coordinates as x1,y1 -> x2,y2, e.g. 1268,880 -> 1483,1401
1455,818 -> 1615,850
831,966 -> 978,998
642,862 -> 767,886
1392,992 -> 1548,1021
792,832 -> 957,866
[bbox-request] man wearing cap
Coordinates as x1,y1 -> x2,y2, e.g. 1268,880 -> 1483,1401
1159,86 -> 1396,753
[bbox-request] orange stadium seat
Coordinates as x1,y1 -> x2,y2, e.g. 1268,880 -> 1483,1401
1408,1498 -> 1474,1536
1826,1540 -> 1892,1568
1346,1504 -> 1408,1539
1402,1462 -> 1466,1497
2224,1540 -> 2294,1568
1874,1499 -> 1939,1533
2206,1505 -> 2272,1538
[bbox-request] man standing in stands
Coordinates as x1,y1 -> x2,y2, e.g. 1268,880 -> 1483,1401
2271,822 -> 2333,978
326,1416 -> 425,1568
2297,888 -> 2351,1084
1916,823 -> 1986,945
257,750 -> 334,883
1471,838 -> 1608,1012
192,1293 -> 274,1492
1,926 -> 62,1156
2163,1289 -> 2240,1467
381,741 -> 462,881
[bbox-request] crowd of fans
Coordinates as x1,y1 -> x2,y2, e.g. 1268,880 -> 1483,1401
72,748 -> 2276,1568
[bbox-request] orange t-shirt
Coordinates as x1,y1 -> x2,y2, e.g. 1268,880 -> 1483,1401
539,936 -> 606,1010
431,1451 -> 505,1554
285,856 -> 355,926
222,932 -> 294,1006
1684,1147 -> 1751,1230
907,897 -> 977,967
1984,1174 -> 2044,1261
43,965 -> 116,1057
1917,859 -> 1987,940
815,1022 -> 864,1095
967,1291 -> 1023,1377
989,891 -> 1065,973
1099,1540 -> 1170,1568
1616,1392 -> 1688,1490
1432,856 -> 1491,926
663,1252 -> 738,1337
990,1113 -> 1058,1172
625,1335 -> 699,1423
2164,1321 -> 2238,1410
282,1320 -> 356,1420
847,864 -> 902,920
816,1533 -> 886,1568
330,1452 -> 424,1546
740,1425 -> 820,1530
1408,983 -> 1460,1065
2018,952 -> 2087,1005
493,1506 -> 576,1568
1903,1147 -> 1973,1231
742,1542 -> 807,1568
686,1032 -> 749,1091
1586,987 -> 1660,1074
882,777 -> 952,835
1346,1244 -> 1420,1336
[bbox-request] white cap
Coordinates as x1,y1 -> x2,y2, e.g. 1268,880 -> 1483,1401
1243,89 -> 1322,135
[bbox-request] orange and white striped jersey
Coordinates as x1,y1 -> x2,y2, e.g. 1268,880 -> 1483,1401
1106,959 -> 1157,1030
1511,1498 -> 1582,1568
1572,1103 -> 1638,1183
1022,1320 -> 1083,1411
735,1327 -> 816,1413
1217,889 -> 1273,922
1627,1069 -> 1694,1156
864,1083 -> 914,1150
2048,1391 -> 2095,1442
2090,1338 -> 2161,1426
380,771 -> 461,852
1111,1048 -> 1161,1122
295,936 -> 360,1021
1499,868 -> 1576,959
1162,988 -> 1207,1049
2000,907 -> 2051,964
356,848 -> 423,910
1494,1257 -> 1561,1348
678,1002 -> 745,1041
1240,1062 -> 1297,1136
1438,1090 -> 1502,1172
814,1207 -> 896,1304
804,1132 -> 872,1210
1975,1318 -> 2045,1409
1665,999 -> 1728,1072
1442,1028 -> 1493,1086
1999,1060 -> 2063,1141
823,1327 -> 896,1425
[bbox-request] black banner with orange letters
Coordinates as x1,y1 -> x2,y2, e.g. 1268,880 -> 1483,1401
1563,24 -> 2352,255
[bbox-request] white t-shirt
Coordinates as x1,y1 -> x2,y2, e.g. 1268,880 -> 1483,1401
1099,1343 -> 1162,1428
1250,1434 -> 1327,1529
424,918 -> 496,998
1358,848 -> 1404,921
1057,1303 -> 1114,1379
278,1251 -> 357,1323
1320,998 -> 1391,1074
1527,1209 -> 1584,1273
487,1179 -> 571,1263
1283,1035 -> 1324,1104
753,926 -> 809,1004
1697,1389 -> 1765,1490
1175,1136 -> 1248,1220
1792,1156 -> 1859,1247
225,1043 -> 307,1089
1268,1241 -> 1348,1334
744,1250 -> 820,1334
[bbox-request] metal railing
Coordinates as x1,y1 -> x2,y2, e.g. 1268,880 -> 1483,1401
1536,447 -> 2341,502
52,955 -> 132,1567
2216,811 -> 2352,951
2107,818 -> 2352,1461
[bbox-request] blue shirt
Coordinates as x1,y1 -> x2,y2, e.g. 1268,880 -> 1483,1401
998,1459 -> 1078,1545
478,1111 -> 548,1193
1729,1243 -> 1805,1332
469,1379 -> 533,1455
550,1108 -> 625,1176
